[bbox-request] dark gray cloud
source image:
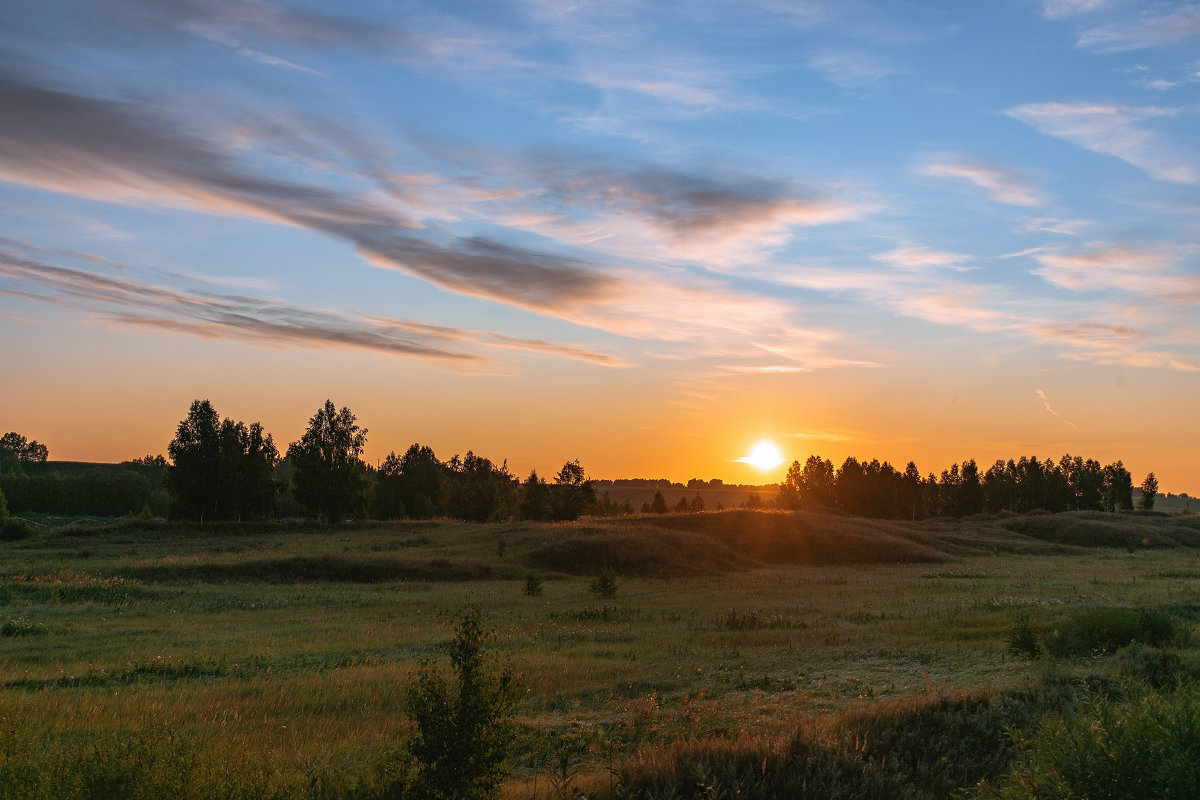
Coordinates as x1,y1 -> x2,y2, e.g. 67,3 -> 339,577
554,167 -> 807,234
0,246 -> 620,366
0,72 -> 617,310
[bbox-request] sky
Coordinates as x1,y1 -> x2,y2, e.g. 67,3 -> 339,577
1,0 -> 1198,492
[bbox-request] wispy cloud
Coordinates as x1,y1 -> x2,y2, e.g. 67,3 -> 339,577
1076,5 -> 1200,51
103,0 -> 410,69
1036,388 -> 1078,429
1008,101 -> 1199,185
523,164 -> 870,267
920,156 -> 1045,206
0,246 -> 623,367
1032,322 -> 1198,371
1031,244 -> 1200,301
1020,217 -> 1093,237
875,246 -> 971,271
785,428 -> 921,446
0,72 -> 862,371
1042,0 -> 1113,19
810,51 -> 897,87
0,73 -> 615,311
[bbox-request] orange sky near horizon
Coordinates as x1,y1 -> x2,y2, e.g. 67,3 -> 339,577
5,326 -> 1195,495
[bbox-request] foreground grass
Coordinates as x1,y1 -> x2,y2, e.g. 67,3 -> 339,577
2,510 -> 1199,797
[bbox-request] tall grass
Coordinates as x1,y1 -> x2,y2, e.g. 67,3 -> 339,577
979,680 -> 1200,799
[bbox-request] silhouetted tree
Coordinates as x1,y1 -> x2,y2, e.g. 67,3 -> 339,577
220,419 -> 280,520
0,432 -> 48,471
689,493 -> 705,513
550,459 -> 594,521
165,400 -> 279,521
372,451 -> 408,520
900,461 -> 923,519
1069,456 -> 1105,511
1103,460 -> 1133,512
779,460 -> 803,510
286,400 -> 368,523
165,400 -> 223,521
445,452 -> 516,522
960,459 -> 983,516
518,469 -> 550,521
1139,472 -> 1159,511
802,455 -> 836,507
836,457 -> 867,515
397,443 -> 450,518
649,491 -> 668,514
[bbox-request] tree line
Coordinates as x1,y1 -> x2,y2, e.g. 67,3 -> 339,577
778,454 -> 1161,518
161,399 -> 599,523
0,402 -> 1164,523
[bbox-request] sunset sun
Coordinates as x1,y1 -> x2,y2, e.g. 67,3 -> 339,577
740,441 -> 784,471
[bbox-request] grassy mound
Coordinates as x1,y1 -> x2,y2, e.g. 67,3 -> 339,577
998,511 -> 1200,549
529,509 -> 946,575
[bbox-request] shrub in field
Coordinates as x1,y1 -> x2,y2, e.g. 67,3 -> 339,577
0,518 -> 32,541
0,617 -> 39,637
405,605 -> 518,800
590,570 -> 618,599
1007,615 -> 1042,660
1045,606 -> 1180,657
523,573 -> 543,596
980,681 -> 1200,799
1109,644 -> 1189,688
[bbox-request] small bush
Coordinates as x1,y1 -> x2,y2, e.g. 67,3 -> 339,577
523,573 -> 543,596
405,605 -> 518,800
1,617 -> 39,637
1007,615 -> 1042,660
1110,644 -> 1188,688
0,518 -> 32,541
589,570 -> 618,599
1045,606 -> 1180,657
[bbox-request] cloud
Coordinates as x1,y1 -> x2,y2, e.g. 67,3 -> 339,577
1008,102 -> 1199,185
875,246 -> 971,270
1042,0 -> 1113,19
1036,388 -> 1078,429
920,157 -> 1045,206
1032,322 -> 1199,371
1031,244 -> 1200,301
785,429 -> 920,446
0,246 -> 624,367
523,164 -> 870,267
97,0 -> 410,70
1020,217 -> 1093,237
810,51 -> 897,87
0,73 -> 860,370
1076,5 -> 1200,51
0,72 -> 617,311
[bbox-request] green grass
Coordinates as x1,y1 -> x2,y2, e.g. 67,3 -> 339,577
1,509 -> 1199,798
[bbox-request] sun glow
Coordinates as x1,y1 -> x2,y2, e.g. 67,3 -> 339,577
739,440 -> 784,471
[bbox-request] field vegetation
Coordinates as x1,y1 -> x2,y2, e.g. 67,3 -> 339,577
2,508 -> 1200,798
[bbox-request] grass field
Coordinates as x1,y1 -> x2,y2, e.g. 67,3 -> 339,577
3,508 -> 1200,798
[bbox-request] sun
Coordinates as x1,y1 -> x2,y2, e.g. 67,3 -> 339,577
739,440 -> 784,471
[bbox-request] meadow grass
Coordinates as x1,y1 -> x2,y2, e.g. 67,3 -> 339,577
1,509 -> 1199,797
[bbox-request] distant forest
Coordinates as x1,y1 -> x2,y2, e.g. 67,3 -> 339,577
0,400 -> 1172,525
